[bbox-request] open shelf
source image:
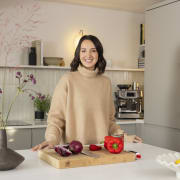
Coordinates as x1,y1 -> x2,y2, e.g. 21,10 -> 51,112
0,65 -> 144,72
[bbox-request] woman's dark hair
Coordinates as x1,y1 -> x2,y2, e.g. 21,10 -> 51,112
70,35 -> 106,75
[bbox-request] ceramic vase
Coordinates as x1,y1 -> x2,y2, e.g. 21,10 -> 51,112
0,129 -> 24,171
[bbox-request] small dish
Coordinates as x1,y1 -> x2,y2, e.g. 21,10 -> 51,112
156,152 -> 180,178
43,57 -> 64,66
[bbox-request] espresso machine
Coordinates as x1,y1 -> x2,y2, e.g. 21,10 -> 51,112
114,82 -> 144,119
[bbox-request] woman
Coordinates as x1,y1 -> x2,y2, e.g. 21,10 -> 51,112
32,35 -> 142,151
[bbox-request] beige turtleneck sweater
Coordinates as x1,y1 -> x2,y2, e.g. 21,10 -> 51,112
45,65 -> 124,145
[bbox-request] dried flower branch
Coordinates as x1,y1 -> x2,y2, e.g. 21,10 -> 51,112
0,1 -> 42,128
0,72 -> 36,128
0,1 -> 42,64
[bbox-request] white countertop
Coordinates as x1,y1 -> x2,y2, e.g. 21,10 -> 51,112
116,119 -> 144,124
6,120 -> 47,129
0,143 -> 177,180
5,119 -> 144,129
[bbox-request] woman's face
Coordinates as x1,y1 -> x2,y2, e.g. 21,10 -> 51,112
79,40 -> 98,70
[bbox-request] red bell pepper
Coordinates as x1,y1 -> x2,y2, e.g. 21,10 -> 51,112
104,136 -> 113,149
104,136 -> 124,154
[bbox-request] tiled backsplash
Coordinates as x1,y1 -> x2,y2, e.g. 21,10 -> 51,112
0,67 -> 144,122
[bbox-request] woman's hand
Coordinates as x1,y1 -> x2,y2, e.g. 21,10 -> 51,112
32,141 -> 55,151
132,135 -> 142,143
125,134 -> 142,143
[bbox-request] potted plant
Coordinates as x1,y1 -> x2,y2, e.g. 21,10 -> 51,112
30,93 -> 51,120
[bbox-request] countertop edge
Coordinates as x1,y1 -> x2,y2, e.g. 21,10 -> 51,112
6,119 -> 144,129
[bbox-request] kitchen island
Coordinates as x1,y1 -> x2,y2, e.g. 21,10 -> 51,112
0,143 -> 178,180
5,119 -> 144,150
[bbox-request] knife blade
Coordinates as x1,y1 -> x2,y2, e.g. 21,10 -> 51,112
81,150 -> 100,158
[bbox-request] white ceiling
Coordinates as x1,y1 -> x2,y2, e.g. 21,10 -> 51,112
39,0 -> 166,13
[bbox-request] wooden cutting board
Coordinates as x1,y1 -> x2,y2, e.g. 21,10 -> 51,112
38,147 -> 136,169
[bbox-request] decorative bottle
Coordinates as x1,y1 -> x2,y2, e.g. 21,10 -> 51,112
28,47 -> 37,65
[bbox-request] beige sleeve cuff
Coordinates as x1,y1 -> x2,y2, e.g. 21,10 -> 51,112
45,132 -> 61,145
46,136 -> 59,145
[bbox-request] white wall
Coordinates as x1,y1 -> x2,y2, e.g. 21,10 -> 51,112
0,1 -> 144,123
0,0 -> 144,68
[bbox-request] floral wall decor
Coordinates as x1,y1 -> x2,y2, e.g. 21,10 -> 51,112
0,0 -> 43,128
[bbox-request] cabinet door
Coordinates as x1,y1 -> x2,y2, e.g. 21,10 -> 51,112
31,128 -> 46,147
6,128 -> 31,150
145,1 -> 180,129
119,124 -> 136,135
136,124 -> 144,140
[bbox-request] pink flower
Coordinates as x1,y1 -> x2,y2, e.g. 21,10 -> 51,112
41,95 -> 45,100
28,74 -> 36,84
0,88 -> 2,94
32,78 -> 36,84
16,71 -> 22,78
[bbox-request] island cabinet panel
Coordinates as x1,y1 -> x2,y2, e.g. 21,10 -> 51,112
6,129 -> 31,150
136,124 -> 144,139
31,128 -> 46,147
120,124 -> 136,135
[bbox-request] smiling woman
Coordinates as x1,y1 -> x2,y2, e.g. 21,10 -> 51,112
32,35 -> 142,151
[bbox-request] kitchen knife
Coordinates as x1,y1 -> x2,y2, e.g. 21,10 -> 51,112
81,150 -> 100,158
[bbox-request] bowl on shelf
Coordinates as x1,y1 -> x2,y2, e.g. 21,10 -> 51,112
156,152 -> 180,178
43,57 -> 65,66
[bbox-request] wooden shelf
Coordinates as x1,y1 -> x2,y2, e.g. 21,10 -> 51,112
106,67 -> 144,72
0,65 -> 144,72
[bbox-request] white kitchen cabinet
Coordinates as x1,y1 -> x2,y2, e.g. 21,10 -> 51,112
119,124 -> 136,135
116,119 -> 144,136
6,127 -> 46,150
31,128 -> 46,147
135,123 -> 144,140
6,128 -> 31,150
145,0 -> 180,129
144,0 -> 180,151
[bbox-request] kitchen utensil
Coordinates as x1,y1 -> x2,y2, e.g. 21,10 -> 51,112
81,150 -> 100,158
132,82 -> 137,90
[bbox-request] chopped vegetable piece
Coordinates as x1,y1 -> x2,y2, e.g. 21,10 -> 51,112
89,144 -> 102,151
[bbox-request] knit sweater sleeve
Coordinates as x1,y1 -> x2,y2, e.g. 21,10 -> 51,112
45,74 -> 68,145
108,79 -> 124,136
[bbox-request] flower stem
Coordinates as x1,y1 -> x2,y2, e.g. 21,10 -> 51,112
1,51 -> 9,125
4,89 -> 20,126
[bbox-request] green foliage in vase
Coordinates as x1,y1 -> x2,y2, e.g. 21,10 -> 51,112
30,93 -> 51,113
